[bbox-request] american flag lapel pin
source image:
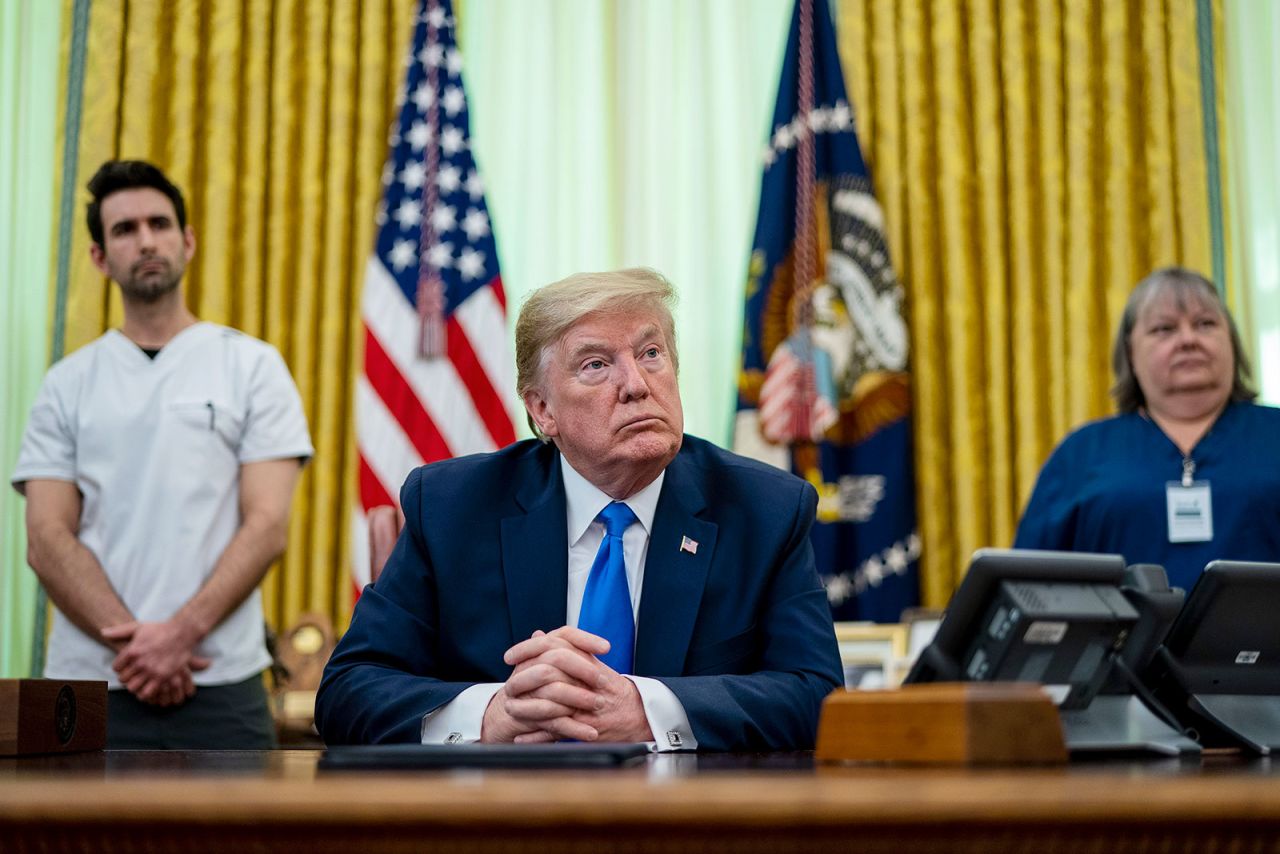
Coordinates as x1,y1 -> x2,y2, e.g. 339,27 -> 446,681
680,535 -> 698,555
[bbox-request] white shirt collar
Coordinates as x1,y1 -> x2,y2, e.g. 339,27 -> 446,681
560,454 -> 665,547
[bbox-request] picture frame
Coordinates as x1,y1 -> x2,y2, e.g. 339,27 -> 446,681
833,622 -> 909,690
900,607 -> 944,664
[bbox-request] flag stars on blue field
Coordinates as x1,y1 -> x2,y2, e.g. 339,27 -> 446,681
442,86 -> 465,116
424,5 -> 450,28
863,555 -> 885,586
761,99 -> 856,167
824,532 -> 923,604
828,101 -> 853,129
427,242 -> 453,270
436,164 -> 461,192
461,208 -> 489,241
407,121 -> 432,151
772,123 -> 796,152
457,247 -> 486,280
412,82 -> 434,111
823,573 -> 852,605
440,126 -> 466,155
401,162 -> 427,191
464,172 -> 484,201
884,543 -> 909,573
392,198 -> 423,230
430,204 -> 457,233
373,0 -> 498,312
389,239 -> 417,272
420,42 -> 444,68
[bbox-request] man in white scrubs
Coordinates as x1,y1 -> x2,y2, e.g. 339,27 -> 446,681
12,160 -> 313,748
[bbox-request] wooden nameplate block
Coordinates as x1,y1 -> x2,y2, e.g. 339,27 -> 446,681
816,682 -> 1067,765
0,679 -> 107,756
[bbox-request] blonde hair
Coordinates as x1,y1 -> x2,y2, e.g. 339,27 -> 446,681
515,268 -> 679,440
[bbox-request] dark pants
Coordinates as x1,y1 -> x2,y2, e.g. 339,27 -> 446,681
107,672 -> 277,749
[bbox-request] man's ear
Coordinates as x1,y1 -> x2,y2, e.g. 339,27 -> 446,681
89,243 -> 109,276
183,225 -> 196,262
522,389 -> 558,439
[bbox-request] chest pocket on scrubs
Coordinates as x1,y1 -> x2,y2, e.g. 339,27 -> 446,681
166,399 -> 245,456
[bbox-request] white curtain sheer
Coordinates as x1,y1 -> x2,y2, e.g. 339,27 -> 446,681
461,0 -> 792,440
1,0 -> 60,677
1224,0 -> 1280,404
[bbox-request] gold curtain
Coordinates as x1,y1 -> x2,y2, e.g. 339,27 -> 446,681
835,0 -> 1222,607
52,0 -> 417,632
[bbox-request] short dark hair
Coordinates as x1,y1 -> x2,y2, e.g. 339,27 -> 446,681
85,160 -> 187,246
1110,266 -> 1257,412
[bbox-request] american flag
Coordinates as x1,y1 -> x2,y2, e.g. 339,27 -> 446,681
354,0 -> 517,595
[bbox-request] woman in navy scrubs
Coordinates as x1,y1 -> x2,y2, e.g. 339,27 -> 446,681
1014,267 -> 1280,592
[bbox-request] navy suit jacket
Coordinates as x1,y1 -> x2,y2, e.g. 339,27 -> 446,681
316,435 -> 843,751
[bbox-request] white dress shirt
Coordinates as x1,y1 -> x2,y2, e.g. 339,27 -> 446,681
420,455 -> 697,750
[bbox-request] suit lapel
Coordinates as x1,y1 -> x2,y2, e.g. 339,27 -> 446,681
500,449 -> 569,643
634,452 -> 718,675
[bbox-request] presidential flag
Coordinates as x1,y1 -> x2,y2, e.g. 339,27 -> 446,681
734,0 -> 919,622
354,0 -> 517,595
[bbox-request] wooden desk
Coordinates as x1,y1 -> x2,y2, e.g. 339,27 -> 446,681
3,750 -> 1280,852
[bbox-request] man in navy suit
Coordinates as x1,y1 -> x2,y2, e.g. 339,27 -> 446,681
317,268 -> 842,751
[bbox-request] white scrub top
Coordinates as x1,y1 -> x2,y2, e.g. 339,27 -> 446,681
13,322 -> 314,687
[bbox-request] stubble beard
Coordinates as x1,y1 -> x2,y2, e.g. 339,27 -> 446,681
119,260 -> 183,304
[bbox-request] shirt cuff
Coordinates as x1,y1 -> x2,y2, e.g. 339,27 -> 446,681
420,683 -> 502,744
626,675 -> 698,751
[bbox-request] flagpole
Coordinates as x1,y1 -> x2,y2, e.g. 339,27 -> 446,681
791,0 -> 817,442
417,0 -> 446,359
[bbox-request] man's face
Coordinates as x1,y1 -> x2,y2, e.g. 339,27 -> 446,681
524,309 -> 684,497
90,187 -> 195,302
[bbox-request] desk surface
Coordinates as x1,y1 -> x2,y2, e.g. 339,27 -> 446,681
4,750 -> 1280,853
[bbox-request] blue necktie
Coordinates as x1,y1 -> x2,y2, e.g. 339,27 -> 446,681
578,502 -> 637,674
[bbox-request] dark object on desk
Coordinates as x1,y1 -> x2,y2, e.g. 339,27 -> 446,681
319,742 -> 651,770
815,682 -> 1068,765
1097,563 -> 1185,694
904,549 -> 1199,756
1145,560 -> 1280,755
0,679 -> 107,756
1055,561 -> 1199,757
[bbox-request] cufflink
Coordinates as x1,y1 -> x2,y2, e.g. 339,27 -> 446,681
666,730 -> 683,748
445,732 -> 463,744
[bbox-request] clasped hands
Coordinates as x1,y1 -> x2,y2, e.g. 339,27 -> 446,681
101,620 -> 211,708
481,627 -> 653,744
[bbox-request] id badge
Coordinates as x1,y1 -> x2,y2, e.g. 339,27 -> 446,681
1166,481 -> 1213,543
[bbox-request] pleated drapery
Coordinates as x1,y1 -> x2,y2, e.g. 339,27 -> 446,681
835,0 -> 1222,606
51,0 -> 418,634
